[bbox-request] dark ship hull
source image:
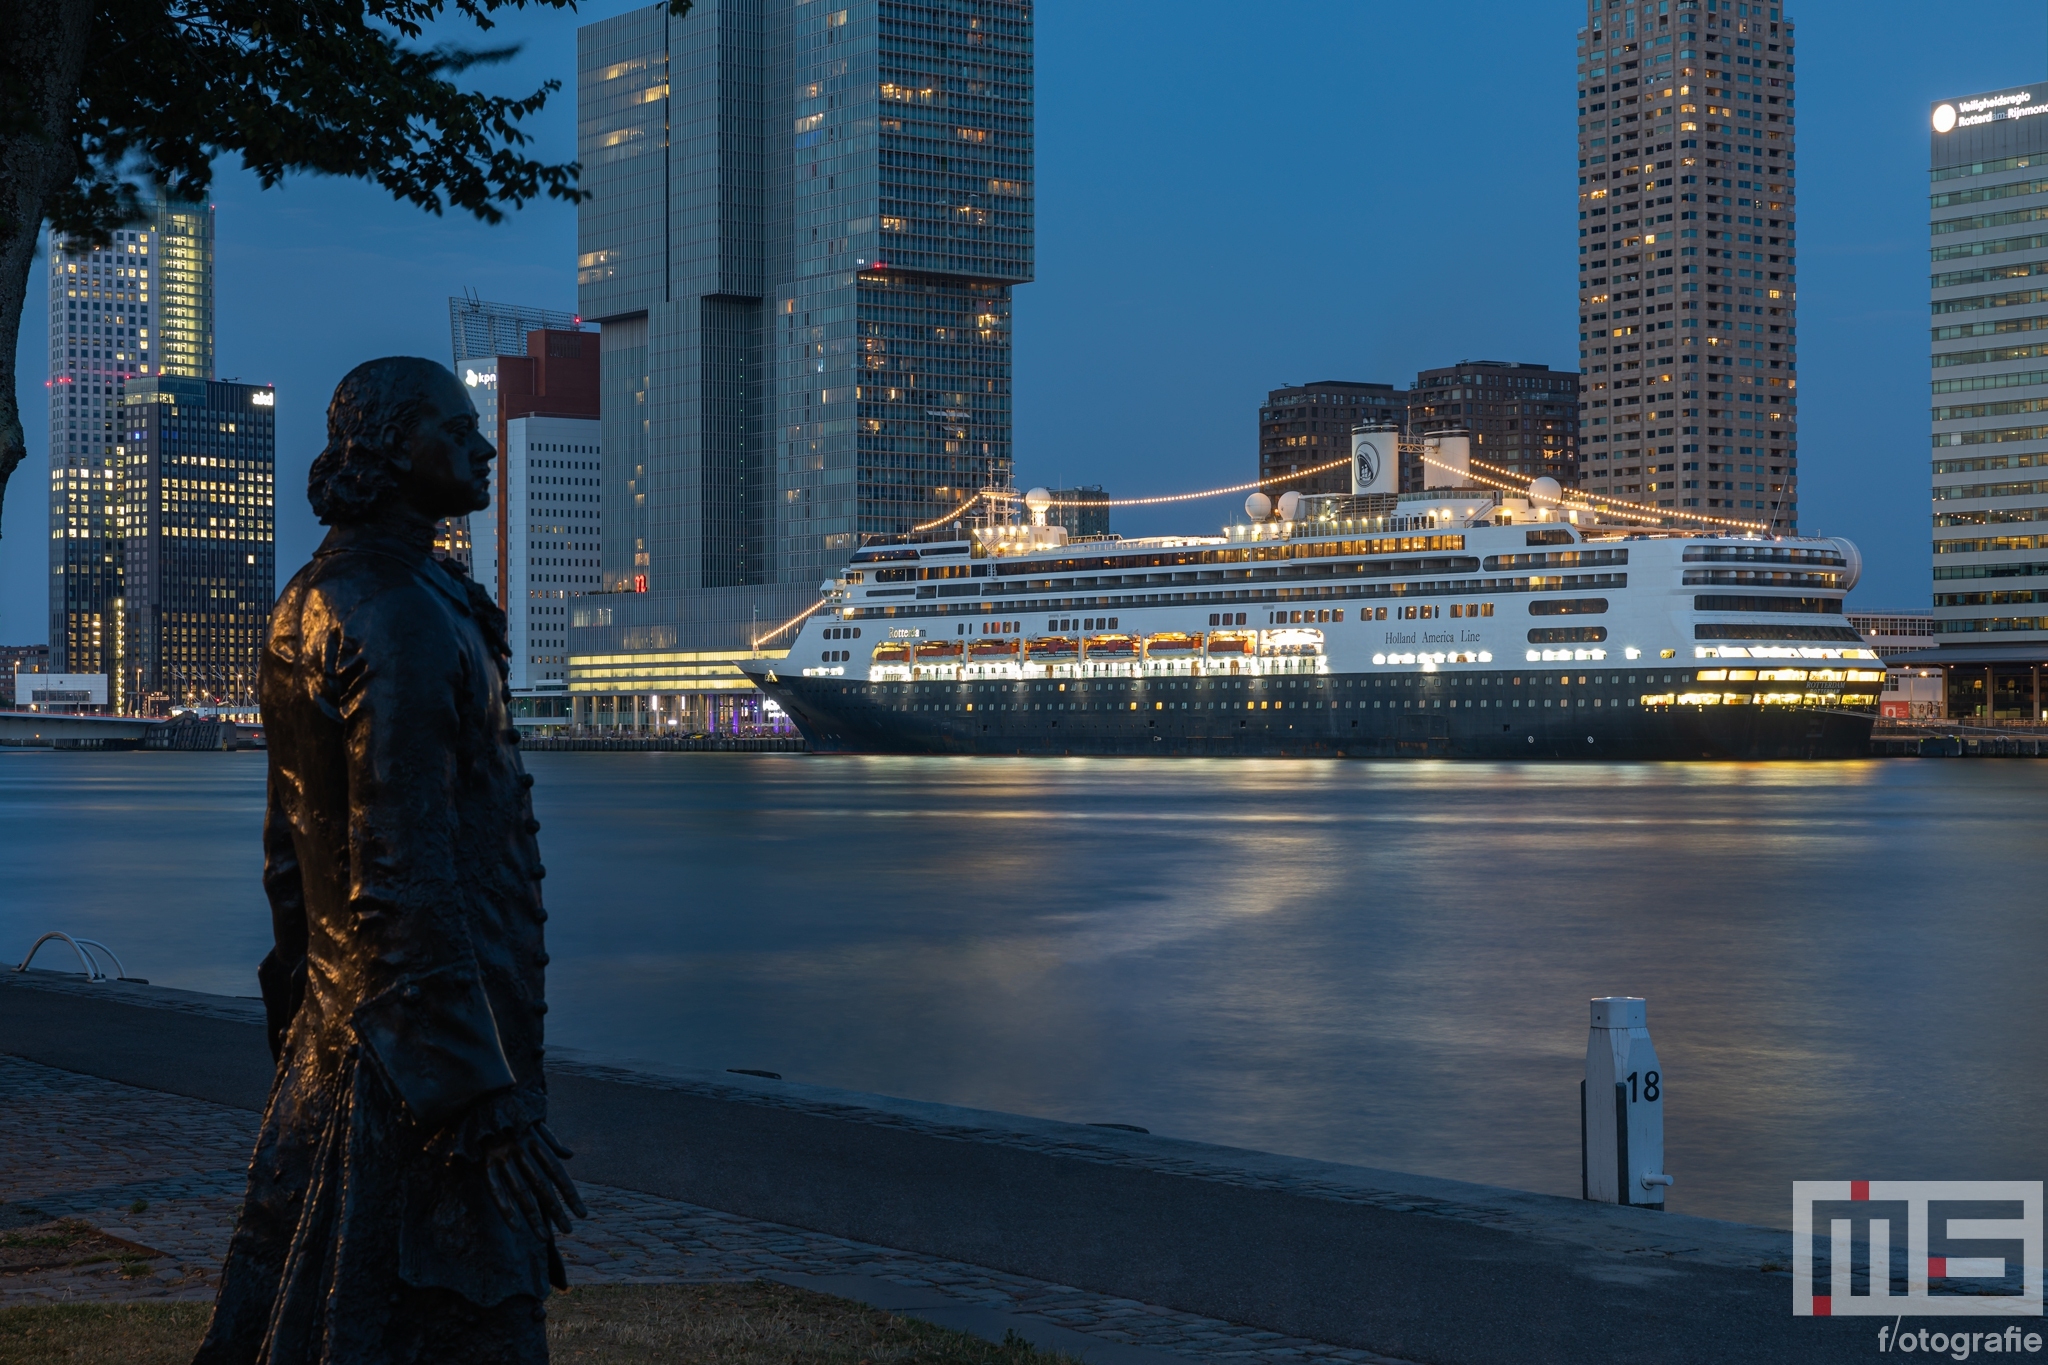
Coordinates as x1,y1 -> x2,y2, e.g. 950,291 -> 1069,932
754,669 -> 1877,760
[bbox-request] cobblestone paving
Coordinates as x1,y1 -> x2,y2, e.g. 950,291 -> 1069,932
0,1055 -> 1408,1363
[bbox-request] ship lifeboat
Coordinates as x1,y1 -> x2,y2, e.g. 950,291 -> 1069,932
1205,631 -> 1255,656
1145,632 -> 1202,656
1026,635 -> 1079,661
870,642 -> 911,664
968,637 -> 1021,660
1262,627 -> 1325,657
914,640 -> 964,662
1082,633 -> 1138,659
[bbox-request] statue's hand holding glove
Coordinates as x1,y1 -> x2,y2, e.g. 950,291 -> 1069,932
427,1089 -> 589,1236
483,1119 -> 587,1236
354,968 -> 587,1234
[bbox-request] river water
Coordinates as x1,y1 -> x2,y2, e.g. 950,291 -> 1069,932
2,748 -> 2041,1228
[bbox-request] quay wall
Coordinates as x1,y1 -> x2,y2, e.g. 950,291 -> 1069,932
0,970 -> 1861,1364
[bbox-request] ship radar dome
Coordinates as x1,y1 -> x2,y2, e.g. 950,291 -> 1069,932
1023,487 -> 1053,515
1244,492 -> 1273,521
1276,490 -> 1303,521
1528,476 -> 1563,507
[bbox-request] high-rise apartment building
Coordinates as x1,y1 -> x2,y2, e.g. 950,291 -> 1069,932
1575,0 -> 1796,527
501,415 -> 603,689
1924,81 -> 2048,718
475,327 -> 602,601
118,377 -> 276,712
46,196 -> 215,683
444,297 -> 585,569
575,0 -> 1031,617
458,328 -> 602,693
1408,362 -> 1578,490
1258,381 -> 1406,496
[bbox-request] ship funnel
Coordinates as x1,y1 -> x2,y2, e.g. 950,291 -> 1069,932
1424,431 -> 1471,489
1351,424 -> 1399,496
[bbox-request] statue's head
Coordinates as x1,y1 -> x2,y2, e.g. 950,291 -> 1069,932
307,357 -> 494,525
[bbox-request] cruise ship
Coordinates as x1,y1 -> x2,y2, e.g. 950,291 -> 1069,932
741,479 -> 1880,760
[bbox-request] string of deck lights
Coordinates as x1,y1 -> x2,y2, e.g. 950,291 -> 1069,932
1472,455 -> 1772,533
909,458 -> 1354,532
750,596 -> 828,648
1034,460 -> 1351,509
770,452 -> 1771,648
1418,448 -> 1770,534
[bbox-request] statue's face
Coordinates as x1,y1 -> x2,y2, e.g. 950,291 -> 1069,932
396,369 -> 496,520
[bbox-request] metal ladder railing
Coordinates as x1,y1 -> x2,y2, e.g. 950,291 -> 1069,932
14,932 -> 144,983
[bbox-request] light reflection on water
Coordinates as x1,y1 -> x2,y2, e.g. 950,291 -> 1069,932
2,749 -> 2042,1228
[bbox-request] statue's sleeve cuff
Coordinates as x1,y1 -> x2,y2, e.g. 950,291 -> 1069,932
425,1087 -> 542,1164
353,963 -> 517,1130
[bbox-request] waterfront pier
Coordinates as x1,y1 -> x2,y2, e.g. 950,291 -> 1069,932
1,968 -> 1874,1364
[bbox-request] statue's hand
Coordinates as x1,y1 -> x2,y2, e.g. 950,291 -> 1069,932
483,1121 -> 589,1237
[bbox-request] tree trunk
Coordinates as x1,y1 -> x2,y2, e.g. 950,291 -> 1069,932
0,0 -> 94,541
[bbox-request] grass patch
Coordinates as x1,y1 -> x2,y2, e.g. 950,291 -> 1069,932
0,1302 -> 210,1365
0,1222 -> 160,1276
550,1284 -> 1077,1364
0,1283 -> 1079,1365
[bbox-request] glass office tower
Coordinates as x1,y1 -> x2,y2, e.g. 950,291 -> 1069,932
576,0 -> 1032,604
1925,81 -> 2048,716
118,377 -> 276,713
1575,0 -> 1797,527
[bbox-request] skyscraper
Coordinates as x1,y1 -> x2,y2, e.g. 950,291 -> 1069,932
46,195 -> 215,686
575,0 -> 1031,630
1575,0 -> 1796,527
1925,81 -> 2048,715
118,377 -> 276,713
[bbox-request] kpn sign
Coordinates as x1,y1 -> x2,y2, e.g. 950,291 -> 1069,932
1933,90 -> 2048,133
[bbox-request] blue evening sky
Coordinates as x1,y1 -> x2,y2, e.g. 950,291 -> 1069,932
3,0 -> 2038,641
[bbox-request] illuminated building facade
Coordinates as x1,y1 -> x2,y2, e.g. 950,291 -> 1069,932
118,377 -> 276,712
1259,382 -> 1406,497
566,0 -> 1032,732
46,195 -> 214,688
1575,0 -> 1797,527
575,0 -> 1031,594
1918,80 -> 2048,717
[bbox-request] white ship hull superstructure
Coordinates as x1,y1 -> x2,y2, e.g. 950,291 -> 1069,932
742,490 -> 1881,760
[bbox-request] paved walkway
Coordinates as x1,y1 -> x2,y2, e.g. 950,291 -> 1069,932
0,1054 -> 1410,1365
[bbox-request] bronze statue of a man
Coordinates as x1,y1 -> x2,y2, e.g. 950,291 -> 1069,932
196,357 -> 585,1365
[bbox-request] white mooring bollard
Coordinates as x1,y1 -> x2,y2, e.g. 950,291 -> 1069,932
1582,996 -> 1672,1208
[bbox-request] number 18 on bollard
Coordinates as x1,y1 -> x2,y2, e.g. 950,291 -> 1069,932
1581,997 -> 1672,1208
